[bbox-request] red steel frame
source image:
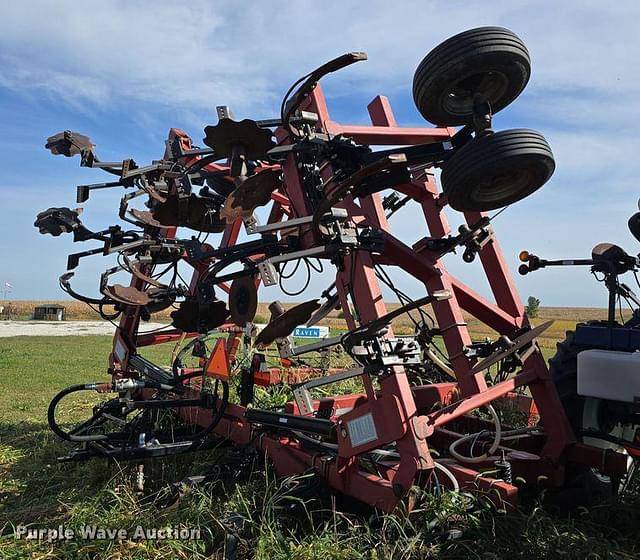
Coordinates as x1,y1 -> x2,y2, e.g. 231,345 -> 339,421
107,86 -> 622,512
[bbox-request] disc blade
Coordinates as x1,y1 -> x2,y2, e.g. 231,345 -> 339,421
229,276 -> 258,326
255,300 -> 321,347
468,320 -> 554,375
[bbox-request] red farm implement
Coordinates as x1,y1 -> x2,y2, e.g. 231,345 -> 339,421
36,27 -> 632,513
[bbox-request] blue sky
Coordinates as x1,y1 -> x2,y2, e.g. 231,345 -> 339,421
1,1 -> 640,308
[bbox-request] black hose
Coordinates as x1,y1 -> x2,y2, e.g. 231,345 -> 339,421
49,373 -> 229,446
181,153 -> 226,177
47,384 -> 109,442
59,277 -> 115,306
170,342 -> 230,441
191,380 -> 229,442
98,302 -> 121,321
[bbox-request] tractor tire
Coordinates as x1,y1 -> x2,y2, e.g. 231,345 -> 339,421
547,328 -> 617,509
549,329 -> 588,429
413,27 -> 530,126
440,128 -> 555,212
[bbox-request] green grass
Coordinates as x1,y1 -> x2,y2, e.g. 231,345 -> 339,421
0,336 -> 169,424
1,335 -> 639,559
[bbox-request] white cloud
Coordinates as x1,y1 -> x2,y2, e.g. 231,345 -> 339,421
2,1 -> 639,116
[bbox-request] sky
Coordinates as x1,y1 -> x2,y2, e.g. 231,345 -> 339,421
1,1 -> 640,309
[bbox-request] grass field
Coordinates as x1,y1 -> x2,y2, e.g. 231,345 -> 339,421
1,323 -> 639,558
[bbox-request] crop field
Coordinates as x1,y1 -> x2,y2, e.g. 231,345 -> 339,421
1,311 -> 639,559
1,299 -> 624,344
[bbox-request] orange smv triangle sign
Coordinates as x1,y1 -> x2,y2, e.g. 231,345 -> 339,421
205,338 -> 229,380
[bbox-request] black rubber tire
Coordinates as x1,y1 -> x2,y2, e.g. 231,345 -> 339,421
440,128 -> 555,212
549,330 -> 589,430
413,27 -> 531,126
547,328 -> 616,509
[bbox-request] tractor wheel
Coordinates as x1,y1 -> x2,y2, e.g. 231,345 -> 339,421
549,330 -> 588,429
547,329 -> 617,509
440,128 -> 555,212
413,27 -> 530,126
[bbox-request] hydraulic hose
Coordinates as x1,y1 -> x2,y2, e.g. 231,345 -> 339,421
189,379 -> 229,442
49,378 -> 230,446
48,384 -> 110,442
448,404 -> 502,464
48,379 -> 178,442
434,461 -> 460,491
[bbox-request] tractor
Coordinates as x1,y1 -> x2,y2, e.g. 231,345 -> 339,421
520,212 -> 640,498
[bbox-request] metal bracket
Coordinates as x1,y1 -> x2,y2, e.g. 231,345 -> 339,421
216,105 -> 234,120
293,386 -> 314,416
243,214 -> 259,234
257,261 -> 278,286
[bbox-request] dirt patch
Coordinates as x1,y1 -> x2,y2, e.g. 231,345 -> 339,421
0,321 -> 168,338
